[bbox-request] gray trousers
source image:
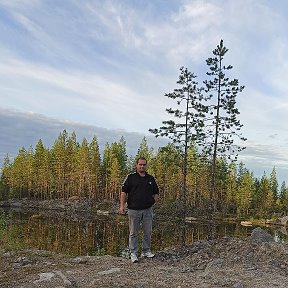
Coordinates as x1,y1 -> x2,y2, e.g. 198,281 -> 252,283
128,207 -> 153,255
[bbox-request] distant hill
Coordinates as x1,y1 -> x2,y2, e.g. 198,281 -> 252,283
0,108 -> 168,164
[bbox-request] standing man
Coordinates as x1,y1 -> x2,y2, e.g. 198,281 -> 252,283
119,157 -> 159,263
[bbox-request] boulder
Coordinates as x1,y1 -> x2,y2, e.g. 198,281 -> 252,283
250,227 -> 274,243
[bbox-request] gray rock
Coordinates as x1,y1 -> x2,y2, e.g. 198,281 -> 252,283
72,257 -> 89,264
97,267 -> 121,275
33,272 -> 56,283
250,227 -> 274,242
13,257 -> 33,267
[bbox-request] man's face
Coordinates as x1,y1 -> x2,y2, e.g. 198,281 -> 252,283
136,159 -> 147,173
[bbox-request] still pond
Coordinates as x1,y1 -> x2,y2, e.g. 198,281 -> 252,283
0,208 -> 287,257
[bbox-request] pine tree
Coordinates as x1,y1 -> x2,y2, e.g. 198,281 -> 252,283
66,132 -> 79,198
151,144 -> 182,204
149,67 -> 207,215
0,155 -> 11,200
269,167 -> 278,201
50,130 -> 68,199
135,137 -> 154,165
203,40 -> 246,214
236,169 -> 254,216
102,139 -> 128,200
279,181 -> 288,213
135,137 -> 155,175
89,136 -> 101,199
75,138 -> 91,198
32,139 -> 50,200
9,147 -> 29,198
256,174 -> 272,216
224,161 -> 237,213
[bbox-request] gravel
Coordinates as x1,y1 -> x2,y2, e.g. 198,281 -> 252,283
1,235 -> 288,288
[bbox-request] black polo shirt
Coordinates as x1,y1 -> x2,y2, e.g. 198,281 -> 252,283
122,172 -> 159,210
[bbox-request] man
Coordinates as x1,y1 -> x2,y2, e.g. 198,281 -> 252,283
119,157 -> 159,263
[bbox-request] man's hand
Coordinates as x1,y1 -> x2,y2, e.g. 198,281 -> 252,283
118,207 -> 126,215
153,194 -> 159,202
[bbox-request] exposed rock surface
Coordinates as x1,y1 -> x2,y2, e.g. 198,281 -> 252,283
1,233 -> 288,288
250,227 -> 274,242
0,198 -> 95,213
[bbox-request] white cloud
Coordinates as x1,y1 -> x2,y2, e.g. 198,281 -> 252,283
0,0 -> 288,183
239,143 -> 288,184
0,0 -> 40,9
0,55 -> 171,131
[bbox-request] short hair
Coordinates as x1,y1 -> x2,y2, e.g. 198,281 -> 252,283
136,156 -> 147,164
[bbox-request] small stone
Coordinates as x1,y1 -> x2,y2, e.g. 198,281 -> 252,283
13,257 -> 33,267
3,251 -> 13,257
98,267 -> 121,275
34,272 -> 56,283
72,257 -> 88,264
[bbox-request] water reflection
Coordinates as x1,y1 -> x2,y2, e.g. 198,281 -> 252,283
1,208 -> 287,257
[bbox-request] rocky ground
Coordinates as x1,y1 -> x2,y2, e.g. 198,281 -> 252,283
1,230 -> 288,288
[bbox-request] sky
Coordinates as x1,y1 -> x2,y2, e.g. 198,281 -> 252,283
0,0 -> 288,185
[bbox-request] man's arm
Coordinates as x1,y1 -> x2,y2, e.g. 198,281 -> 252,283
152,177 -> 159,202
119,191 -> 127,214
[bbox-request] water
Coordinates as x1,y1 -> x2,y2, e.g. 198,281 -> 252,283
0,208 -> 287,257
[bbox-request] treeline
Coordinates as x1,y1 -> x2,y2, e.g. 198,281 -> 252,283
1,130 -> 288,217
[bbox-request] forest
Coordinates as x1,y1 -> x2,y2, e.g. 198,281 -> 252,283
1,40 -> 287,219
0,129 -> 287,218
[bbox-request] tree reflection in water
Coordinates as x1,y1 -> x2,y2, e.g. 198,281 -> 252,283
1,209 -> 287,256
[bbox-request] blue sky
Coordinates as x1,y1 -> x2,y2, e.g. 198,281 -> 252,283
0,0 -> 288,184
